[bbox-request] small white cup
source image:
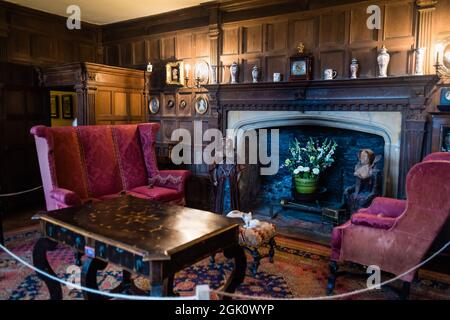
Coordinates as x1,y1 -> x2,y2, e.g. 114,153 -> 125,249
273,73 -> 281,82
323,69 -> 337,80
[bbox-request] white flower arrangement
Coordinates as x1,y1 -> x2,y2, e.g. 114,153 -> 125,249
282,138 -> 338,179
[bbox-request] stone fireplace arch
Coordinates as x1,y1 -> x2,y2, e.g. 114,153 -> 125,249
228,111 -> 402,197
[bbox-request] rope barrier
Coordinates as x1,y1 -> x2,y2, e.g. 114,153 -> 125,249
0,186 -> 42,198
1,239 -> 449,300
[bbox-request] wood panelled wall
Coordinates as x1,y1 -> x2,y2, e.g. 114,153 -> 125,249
102,0 -> 420,80
0,2 -> 101,65
0,1 -> 101,210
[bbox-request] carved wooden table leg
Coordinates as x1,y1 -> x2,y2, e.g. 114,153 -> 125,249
222,244 -> 247,300
149,261 -> 169,297
32,237 -> 63,300
81,257 -> 109,300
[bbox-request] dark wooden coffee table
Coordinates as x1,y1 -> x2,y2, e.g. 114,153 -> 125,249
32,195 -> 246,300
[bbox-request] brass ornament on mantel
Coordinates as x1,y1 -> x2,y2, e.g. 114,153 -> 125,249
297,42 -> 305,54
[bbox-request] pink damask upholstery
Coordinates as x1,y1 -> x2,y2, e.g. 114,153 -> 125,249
330,153 -> 450,282
77,126 -> 123,197
31,124 -> 190,210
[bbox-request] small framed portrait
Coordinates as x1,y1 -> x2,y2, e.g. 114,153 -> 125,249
149,97 -> 160,114
50,95 -> 59,118
194,96 -> 208,115
61,95 -> 74,119
179,99 -> 187,109
166,61 -> 185,86
167,99 -> 175,108
289,42 -> 313,81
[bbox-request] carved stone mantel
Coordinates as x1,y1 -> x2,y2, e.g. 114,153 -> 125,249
204,75 -> 439,198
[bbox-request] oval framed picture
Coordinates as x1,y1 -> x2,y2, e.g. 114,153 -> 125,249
179,99 -> 187,109
167,99 -> 175,108
149,97 -> 160,114
194,96 -> 208,115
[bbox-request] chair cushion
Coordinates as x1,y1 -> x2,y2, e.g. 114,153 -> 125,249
239,221 -> 276,247
112,125 -> 148,190
351,213 -> 396,230
77,126 -> 123,197
128,185 -> 183,202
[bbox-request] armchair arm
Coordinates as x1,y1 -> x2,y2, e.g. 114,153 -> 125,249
49,188 -> 82,207
357,197 -> 406,218
149,170 -> 191,192
351,213 -> 396,230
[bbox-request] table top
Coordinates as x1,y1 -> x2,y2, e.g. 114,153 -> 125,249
36,195 -> 239,260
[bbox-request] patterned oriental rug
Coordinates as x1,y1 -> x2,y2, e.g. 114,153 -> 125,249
0,226 -> 449,300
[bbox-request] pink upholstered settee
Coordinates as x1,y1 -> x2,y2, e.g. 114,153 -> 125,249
328,152 -> 450,297
30,123 -> 190,211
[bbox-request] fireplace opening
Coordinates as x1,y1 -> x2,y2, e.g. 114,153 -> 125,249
239,125 -> 386,242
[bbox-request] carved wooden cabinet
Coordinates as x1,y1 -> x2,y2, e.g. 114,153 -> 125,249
39,62 -> 149,125
430,113 -> 450,152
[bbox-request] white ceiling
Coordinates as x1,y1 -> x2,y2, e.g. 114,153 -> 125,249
5,0 -> 215,25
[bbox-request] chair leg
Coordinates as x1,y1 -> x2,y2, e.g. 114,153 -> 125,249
400,281 -> 411,300
250,248 -> 261,276
327,261 -> 339,295
268,238 -> 276,263
209,254 -> 216,269
74,251 -> 83,267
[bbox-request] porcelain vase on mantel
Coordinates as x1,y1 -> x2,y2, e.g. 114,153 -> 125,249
230,62 -> 239,84
415,48 -> 426,75
350,58 -> 359,79
252,65 -> 260,83
377,46 -> 390,78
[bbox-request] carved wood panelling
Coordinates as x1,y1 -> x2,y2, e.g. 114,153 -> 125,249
265,55 -> 286,82
319,11 -> 346,46
96,91 -> 112,116
291,18 -> 317,51
161,37 -> 176,60
222,27 -> 240,55
195,32 -> 209,58
147,38 -> 160,61
2,2 -> 100,65
114,92 -> 128,116
350,7 -> 378,44
319,50 -> 346,78
177,33 -> 193,59
384,1 -> 414,40
133,41 -> 146,65
242,24 -> 263,54
266,22 -> 288,52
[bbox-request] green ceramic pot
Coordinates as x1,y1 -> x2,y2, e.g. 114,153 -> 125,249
294,175 -> 319,194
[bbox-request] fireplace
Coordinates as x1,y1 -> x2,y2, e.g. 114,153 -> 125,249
203,76 -> 438,239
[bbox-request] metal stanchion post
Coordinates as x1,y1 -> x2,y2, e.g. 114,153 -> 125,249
0,198 -> 4,246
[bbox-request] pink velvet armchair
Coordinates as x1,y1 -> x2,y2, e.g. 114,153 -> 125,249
328,152 -> 450,298
30,123 -> 190,211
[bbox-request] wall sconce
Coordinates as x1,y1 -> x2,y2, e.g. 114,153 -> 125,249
434,42 -> 450,78
184,61 -> 209,88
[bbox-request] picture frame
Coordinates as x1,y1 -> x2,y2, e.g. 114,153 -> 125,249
50,95 -> 59,118
165,61 -> 185,86
194,96 -> 208,115
149,97 -> 160,114
61,95 -> 74,119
